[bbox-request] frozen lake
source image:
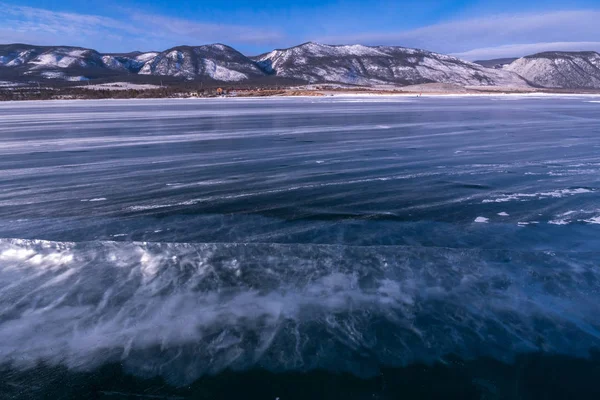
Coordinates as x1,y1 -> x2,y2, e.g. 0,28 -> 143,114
1,96 -> 600,398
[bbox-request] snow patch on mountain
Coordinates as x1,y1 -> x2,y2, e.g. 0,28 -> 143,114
3,50 -> 38,67
101,52 -> 159,72
139,49 -> 196,78
203,59 -> 247,81
28,48 -> 102,69
135,52 -> 159,63
101,55 -> 123,70
31,53 -> 79,69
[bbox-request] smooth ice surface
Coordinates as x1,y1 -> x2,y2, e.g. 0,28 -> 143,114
0,96 -> 599,384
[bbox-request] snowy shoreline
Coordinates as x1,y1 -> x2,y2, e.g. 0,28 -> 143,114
2,91 -> 600,104
3,87 -> 600,104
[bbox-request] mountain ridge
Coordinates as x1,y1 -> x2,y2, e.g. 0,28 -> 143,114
505,51 -> 600,89
251,42 -> 529,87
1,42 -> 599,89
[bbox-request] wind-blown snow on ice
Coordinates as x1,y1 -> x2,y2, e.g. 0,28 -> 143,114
0,238 -> 599,384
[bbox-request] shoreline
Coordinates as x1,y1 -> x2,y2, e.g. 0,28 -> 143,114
1,90 -> 600,103
3,80 -> 600,102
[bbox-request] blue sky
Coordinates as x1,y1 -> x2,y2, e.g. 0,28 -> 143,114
1,0 -> 600,60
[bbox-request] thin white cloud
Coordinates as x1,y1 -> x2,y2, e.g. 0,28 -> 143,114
452,42 -> 600,60
129,13 -> 284,45
2,4 -> 141,36
317,10 -> 600,59
0,2 -> 284,53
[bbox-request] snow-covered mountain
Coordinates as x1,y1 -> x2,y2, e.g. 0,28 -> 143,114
102,52 -> 159,73
0,44 -> 47,67
0,44 -> 157,80
2,42 -> 600,90
504,51 -> 600,89
138,44 -> 264,81
0,44 -> 264,83
253,42 -> 529,87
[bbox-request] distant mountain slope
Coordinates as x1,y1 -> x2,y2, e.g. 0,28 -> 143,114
253,42 -> 529,87
0,44 -> 157,80
474,58 -> 518,69
505,51 -> 600,88
102,52 -> 159,73
0,44 -> 49,67
138,44 -> 265,81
